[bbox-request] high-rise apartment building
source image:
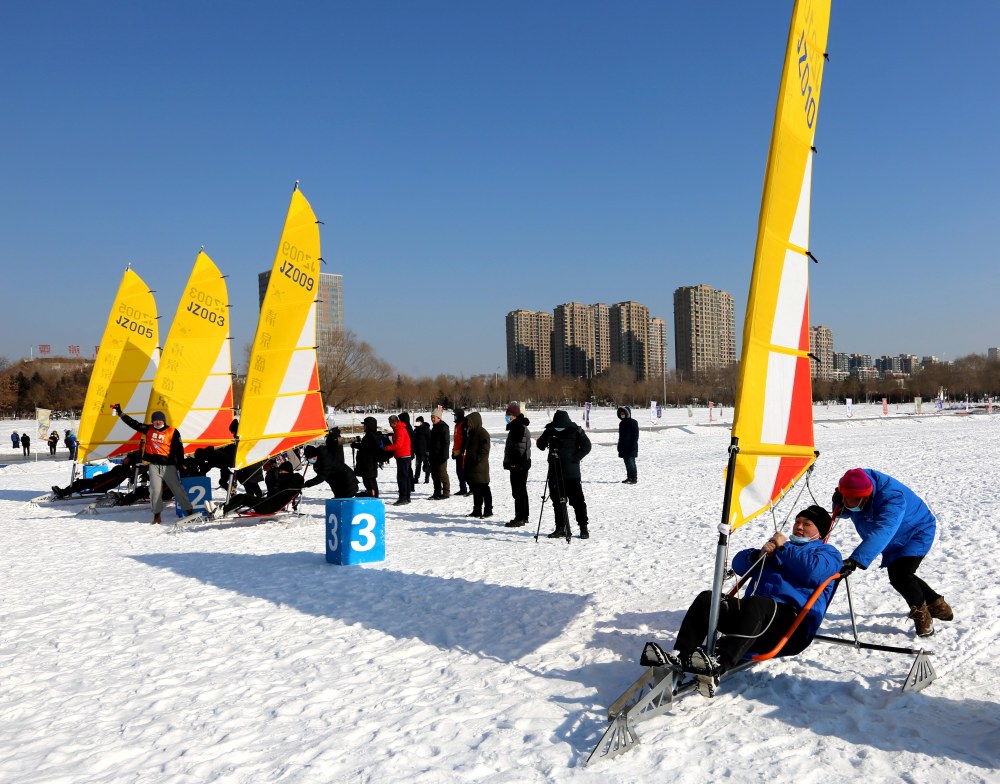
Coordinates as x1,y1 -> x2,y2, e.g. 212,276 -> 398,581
589,303 -> 611,376
609,300 -> 650,380
505,310 -> 553,379
258,270 -> 343,370
809,325 -> 834,380
553,302 -> 595,378
673,284 -> 736,374
647,317 -> 668,378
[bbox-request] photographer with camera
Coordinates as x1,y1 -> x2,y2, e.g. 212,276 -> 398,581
351,416 -> 386,498
535,409 -> 591,540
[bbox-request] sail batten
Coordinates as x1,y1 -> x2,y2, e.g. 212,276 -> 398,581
728,0 -> 830,531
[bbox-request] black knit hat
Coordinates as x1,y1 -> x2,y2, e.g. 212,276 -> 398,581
797,505 -> 832,537
303,445 -> 318,458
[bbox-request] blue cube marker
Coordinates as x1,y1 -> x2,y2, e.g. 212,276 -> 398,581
325,498 -> 385,565
83,464 -> 111,480
177,475 -> 213,517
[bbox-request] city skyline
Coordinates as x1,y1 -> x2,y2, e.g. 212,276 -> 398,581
1,3 -> 997,374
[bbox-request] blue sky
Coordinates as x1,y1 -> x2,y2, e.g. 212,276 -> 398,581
2,1 -> 997,377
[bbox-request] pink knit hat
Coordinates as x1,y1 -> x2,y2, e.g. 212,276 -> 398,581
838,468 -> 874,496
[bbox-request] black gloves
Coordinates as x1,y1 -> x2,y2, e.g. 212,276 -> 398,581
839,558 -> 862,577
832,489 -> 844,508
111,403 -> 122,414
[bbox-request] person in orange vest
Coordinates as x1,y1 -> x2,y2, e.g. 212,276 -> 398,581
112,405 -> 194,524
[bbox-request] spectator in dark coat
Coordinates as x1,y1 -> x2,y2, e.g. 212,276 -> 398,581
617,406 -> 640,484
428,410 -> 451,499
48,431 -> 59,455
352,417 -> 385,498
412,416 -> 431,484
463,411 -> 492,518
536,410 -> 592,539
452,408 -> 469,495
325,427 -> 348,467
10,431 -> 19,450
303,444 -> 359,498
502,403 -> 532,527
20,432 -> 31,456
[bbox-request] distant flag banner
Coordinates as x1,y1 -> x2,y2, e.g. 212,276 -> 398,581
326,406 -> 337,427
649,401 -> 657,425
36,408 -> 51,439
69,345 -> 80,357
881,398 -> 888,416
39,344 -> 51,355
584,402 -> 591,428
989,397 -> 994,414
709,401 -> 714,422
846,398 -> 853,418
914,397 -> 922,414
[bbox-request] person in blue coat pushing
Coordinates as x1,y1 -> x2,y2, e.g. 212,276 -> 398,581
834,468 -> 952,637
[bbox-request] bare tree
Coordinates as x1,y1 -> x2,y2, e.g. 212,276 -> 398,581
318,330 -> 394,410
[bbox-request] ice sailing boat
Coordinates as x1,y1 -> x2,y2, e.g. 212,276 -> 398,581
588,0 -> 833,763
76,266 -> 159,467
146,249 -> 234,452
232,183 -> 328,480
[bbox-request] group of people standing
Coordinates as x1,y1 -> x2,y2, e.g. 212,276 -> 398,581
9,429 -> 77,458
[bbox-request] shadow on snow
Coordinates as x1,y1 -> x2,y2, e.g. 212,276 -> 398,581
131,550 -> 588,663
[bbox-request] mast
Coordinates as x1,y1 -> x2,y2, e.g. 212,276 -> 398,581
707,0 -> 831,648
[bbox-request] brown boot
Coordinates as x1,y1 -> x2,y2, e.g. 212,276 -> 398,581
908,603 -> 934,637
152,513 -> 162,524
927,596 -> 953,621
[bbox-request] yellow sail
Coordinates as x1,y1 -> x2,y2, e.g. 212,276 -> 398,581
146,251 -> 234,453
235,186 -> 328,469
77,268 -> 159,463
729,0 -> 830,530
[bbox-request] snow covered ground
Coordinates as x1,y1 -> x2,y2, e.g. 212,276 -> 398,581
1,405 -> 997,783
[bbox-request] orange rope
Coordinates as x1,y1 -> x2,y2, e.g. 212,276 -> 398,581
749,572 -> 841,662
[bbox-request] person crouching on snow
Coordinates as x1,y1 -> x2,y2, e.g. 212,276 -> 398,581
833,468 -> 951,637
650,506 -> 842,697
112,405 -> 194,524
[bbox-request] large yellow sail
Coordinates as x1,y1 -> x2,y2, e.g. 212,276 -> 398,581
146,251 -> 234,452
77,268 -> 159,463
729,0 -> 830,530
235,186 -> 328,469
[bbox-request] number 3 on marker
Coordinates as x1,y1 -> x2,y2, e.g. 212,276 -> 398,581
352,513 -> 377,552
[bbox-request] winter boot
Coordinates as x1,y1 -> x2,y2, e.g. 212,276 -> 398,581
908,603 -> 935,637
547,528 -> 567,539
579,523 -> 589,539
482,508 -> 493,518
927,596 -> 953,621
504,518 -> 525,528
152,512 -> 162,524
689,647 -> 721,698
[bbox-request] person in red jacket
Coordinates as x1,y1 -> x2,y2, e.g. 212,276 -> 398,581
383,414 -> 413,506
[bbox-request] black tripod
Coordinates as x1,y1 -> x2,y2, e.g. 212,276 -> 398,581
534,442 -> 572,543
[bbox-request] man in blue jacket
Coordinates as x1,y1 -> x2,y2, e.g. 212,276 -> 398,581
616,406 -> 639,484
650,505 -> 842,697
835,468 -> 951,637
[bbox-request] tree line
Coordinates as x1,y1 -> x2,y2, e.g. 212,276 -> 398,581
2,340 -> 997,419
